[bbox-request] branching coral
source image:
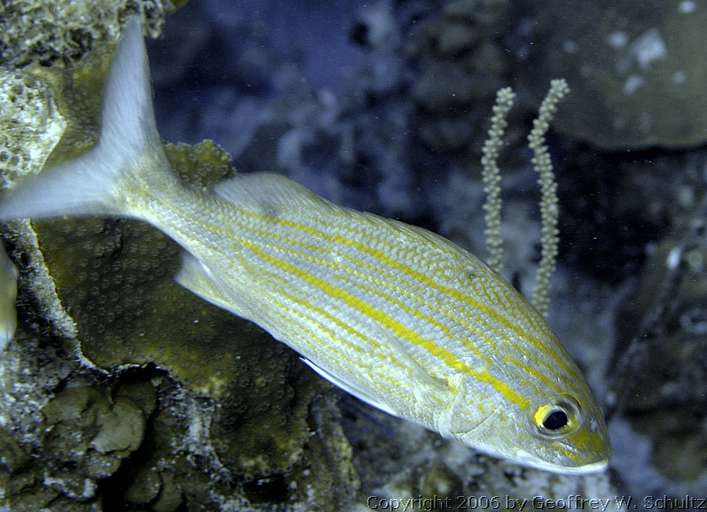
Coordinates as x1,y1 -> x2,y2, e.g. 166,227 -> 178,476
481,79 -> 569,317
528,79 -> 570,316
480,87 -> 515,274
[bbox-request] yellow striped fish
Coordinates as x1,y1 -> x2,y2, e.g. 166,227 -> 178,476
0,18 -> 609,473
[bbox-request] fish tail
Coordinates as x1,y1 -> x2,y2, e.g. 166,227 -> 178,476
0,17 -> 174,221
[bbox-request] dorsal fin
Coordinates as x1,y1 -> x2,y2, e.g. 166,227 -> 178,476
213,173 -> 338,215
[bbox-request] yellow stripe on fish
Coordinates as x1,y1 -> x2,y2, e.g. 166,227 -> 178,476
241,238 -> 530,409
0,17 -> 609,474
206,213 -> 570,397
225,206 -> 581,384
173,200 -> 582,414
231,205 -> 582,378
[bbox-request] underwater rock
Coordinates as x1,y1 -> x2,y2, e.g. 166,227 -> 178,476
41,385 -> 148,490
613,234 -> 707,490
407,0 -> 511,152
520,0 -> 707,149
1,370 -> 154,509
0,69 -> 67,188
0,0 -> 179,67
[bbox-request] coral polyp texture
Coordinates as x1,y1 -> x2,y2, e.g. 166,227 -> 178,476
0,70 -> 66,187
0,0 -> 179,67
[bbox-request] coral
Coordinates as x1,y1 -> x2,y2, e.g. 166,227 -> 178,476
478,80 -> 567,317
480,87 -> 515,273
0,0 -> 179,67
38,384 -> 150,495
1,11 -> 360,510
0,69 -> 66,187
527,79 -> 568,317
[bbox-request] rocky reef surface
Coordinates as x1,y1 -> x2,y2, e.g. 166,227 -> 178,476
1,0 -> 705,510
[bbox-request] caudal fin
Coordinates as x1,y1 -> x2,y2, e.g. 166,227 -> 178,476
0,16 -> 170,221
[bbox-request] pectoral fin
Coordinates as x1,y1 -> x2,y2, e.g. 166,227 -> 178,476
175,253 -> 244,316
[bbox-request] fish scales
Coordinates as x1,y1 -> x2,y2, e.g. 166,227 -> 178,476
80,143 -> 596,449
0,17 -> 610,474
144,187 -> 557,414
225,209 -> 574,396
235,201 -> 577,388
251,205 -> 579,379
127,167 -> 553,420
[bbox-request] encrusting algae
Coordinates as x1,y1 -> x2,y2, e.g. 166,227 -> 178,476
0,17 -> 609,474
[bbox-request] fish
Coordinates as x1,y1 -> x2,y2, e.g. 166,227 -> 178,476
0,17 -> 609,474
0,242 -> 18,350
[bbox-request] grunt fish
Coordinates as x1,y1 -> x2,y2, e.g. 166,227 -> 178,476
0,18 -> 609,473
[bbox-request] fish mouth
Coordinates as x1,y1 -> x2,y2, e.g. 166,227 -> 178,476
540,458 -> 609,475
512,450 -> 609,475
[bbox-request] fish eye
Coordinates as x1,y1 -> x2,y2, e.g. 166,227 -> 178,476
532,397 -> 582,438
543,409 -> 568,430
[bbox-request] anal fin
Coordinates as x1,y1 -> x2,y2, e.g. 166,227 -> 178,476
300,357 -> 399,418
